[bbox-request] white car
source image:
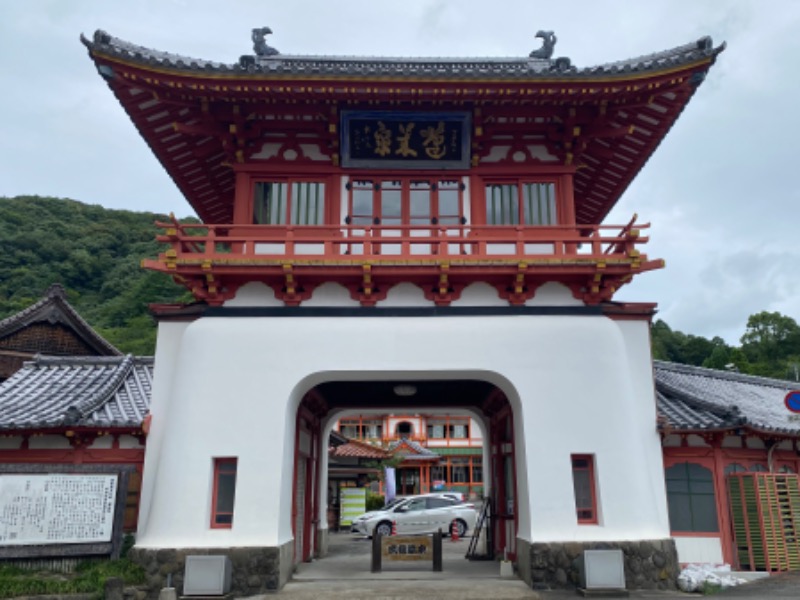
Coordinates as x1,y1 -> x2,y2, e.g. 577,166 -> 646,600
350,494 -> 477,538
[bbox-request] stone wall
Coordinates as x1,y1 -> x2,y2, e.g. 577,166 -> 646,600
128,542 -> 293,598
518,538 -> 679,591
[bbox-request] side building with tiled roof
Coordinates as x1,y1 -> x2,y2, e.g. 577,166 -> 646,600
0,284 -> 122,382
654,360 -> 800,569
0,354 -> 152,552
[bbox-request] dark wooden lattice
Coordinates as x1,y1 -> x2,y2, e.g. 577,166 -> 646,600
0,323 -> 96,355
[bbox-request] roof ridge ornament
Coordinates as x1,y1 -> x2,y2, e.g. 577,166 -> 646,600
252,26 -> 279,57
239,26 -> 279,70
529,30 -> 572,73
529,30 -> 556,59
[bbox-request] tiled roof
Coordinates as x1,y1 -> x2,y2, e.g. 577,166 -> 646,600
654,361 -> 800,435
330,438 -> 389,459
432,447 -> 483,456
0,284 -> 121,356
82,30 -> 723,80
0,355 -> 152,430
389,438 -> 441,460
81,31 -> 723,227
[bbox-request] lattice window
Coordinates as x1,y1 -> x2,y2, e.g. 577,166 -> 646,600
253,181 -> 326,225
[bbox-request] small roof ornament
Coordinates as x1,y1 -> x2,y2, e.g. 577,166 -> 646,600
239,26 -> 279,70
529,29 -> 572,72
252,26 -> 279,57
529,30 -> 556,59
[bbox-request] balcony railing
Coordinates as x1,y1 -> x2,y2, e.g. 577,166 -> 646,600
144,215 -> 661,305
152,215 -> 649,263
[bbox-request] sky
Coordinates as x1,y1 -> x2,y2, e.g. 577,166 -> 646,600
1,0 -> 799,345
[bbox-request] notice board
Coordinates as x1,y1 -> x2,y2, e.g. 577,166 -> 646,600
0,474 -> 117,545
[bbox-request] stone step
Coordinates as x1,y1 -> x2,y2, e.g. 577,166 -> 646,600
266,579 -> 541,599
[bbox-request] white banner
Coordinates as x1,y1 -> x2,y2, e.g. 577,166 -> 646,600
384,467 -> 396,503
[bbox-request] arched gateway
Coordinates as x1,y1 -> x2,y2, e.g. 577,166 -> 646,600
81,27 -> 723,594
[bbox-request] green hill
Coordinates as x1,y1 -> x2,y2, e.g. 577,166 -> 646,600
2,195 -> 799,380
0,195 -> 193,355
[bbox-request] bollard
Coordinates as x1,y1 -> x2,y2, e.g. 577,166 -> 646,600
450,520 -> 459,542
433,529 -> 443,572
371,531 -> 382,573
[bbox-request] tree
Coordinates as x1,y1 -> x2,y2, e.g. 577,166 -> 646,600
741,311 -> 800,364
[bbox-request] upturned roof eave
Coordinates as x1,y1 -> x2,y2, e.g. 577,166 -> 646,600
82,30 -> 724,86
88,48 -> 719,89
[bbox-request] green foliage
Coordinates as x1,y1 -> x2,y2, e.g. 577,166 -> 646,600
119,533 -> 136,558
740,311 -> 800,379
652,320 -> 729,366
366,493 -> 386,511
363,454 -> 406,483
653,312 -> 800,381
0,195 -> 194,355
0,558 -> 145,599
700,580 -> 723,595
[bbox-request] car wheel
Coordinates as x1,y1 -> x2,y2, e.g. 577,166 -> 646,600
375,521 -> 393,537
454,519 -> 467,538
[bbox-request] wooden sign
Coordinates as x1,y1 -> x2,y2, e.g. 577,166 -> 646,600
371,531 -> 443,572
381,534 -> 433,561
342,111 -> 471,169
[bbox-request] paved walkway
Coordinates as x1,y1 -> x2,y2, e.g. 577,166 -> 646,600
256,533 -> 800,599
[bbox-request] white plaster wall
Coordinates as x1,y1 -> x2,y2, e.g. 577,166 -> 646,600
90,435 -> 114,449
0,436 -> 22,449
302,282 -> 353,307
119,435 -> 144,449
382,283 -> 427,306
674,536 -> 723,565
29,435 -> 70,449
136,320 -> 192,539
225,282 -> 281,307
137,313 -> 669,549
452,282 -> 505,306
526,282 -> 583,307
687,435 -> 710,447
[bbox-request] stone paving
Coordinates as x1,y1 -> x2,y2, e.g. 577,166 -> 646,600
264,533 -> 800,599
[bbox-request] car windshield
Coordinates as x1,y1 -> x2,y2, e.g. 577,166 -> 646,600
382,498 -> 404,510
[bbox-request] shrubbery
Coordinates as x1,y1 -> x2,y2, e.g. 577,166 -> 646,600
0,559 -> 145,599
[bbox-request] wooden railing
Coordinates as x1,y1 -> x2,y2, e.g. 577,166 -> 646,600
154,216 -> 649,263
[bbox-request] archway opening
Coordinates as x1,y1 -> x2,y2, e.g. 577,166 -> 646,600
290,377 -> 520,575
